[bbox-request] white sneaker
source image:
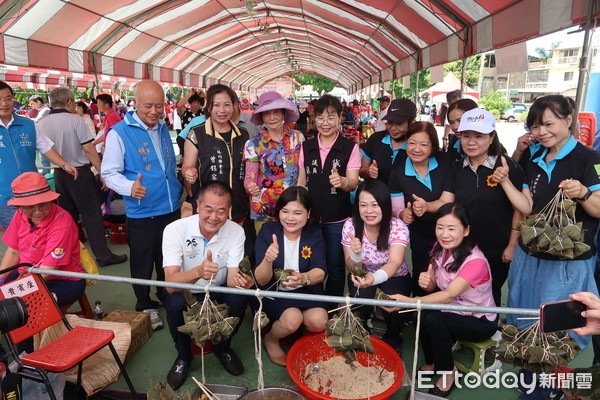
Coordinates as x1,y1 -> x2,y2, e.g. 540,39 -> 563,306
143,308 -> 163,331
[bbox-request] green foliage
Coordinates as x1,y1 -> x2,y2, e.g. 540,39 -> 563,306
534,42 -> 561,63
290,73 -> 336,96
443,55 -> 481,88
519,111 -> 528,123
479,90 -> 512,116
388,69 -> 431,106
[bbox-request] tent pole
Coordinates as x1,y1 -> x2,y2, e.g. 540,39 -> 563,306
574,0 -> 597,119
460,56 -> 467,93
415,71 -> 420,111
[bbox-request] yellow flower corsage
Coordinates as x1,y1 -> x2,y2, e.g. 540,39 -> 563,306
486,174 -> 497,187
301,246 -> 312,259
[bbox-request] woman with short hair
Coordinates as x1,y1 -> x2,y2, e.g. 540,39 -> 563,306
243,92 -> 302,233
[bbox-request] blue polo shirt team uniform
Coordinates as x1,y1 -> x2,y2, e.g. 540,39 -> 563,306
388,152 -> 453,294
0,115 -> 51,229
360,130 -> 407,184
508,135 -> 600,350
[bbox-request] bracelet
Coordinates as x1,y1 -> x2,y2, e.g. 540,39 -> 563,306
350,251 -> 362,263
511,227 -> 520,231
342,177 -> 349,188
61,163 -> 68,170
372,269 -> 389,286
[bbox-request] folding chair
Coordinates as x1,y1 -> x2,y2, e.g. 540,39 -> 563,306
0,265 -> 139,400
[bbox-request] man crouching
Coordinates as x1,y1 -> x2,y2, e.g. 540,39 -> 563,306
162,181 -> 253,390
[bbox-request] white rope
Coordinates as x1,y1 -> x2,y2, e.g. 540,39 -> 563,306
201,346 -> 206,383
409,298 -> 423,400
254,288 -> 265,392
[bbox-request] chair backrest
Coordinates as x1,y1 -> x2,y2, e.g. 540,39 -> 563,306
0,274 -> 63,344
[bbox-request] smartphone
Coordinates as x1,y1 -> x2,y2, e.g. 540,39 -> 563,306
540,300 -> 587,333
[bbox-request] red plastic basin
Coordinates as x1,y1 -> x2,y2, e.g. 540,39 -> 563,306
286,333 -> 403,400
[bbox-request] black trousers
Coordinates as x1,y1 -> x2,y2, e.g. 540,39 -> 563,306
348,274 -> 412,338
487,254 -> 510,308
409,230 -> 437,297
420,310 -> 498,372
126,209 -> 180,311
164,291 -> 248,362
54,167 -> 113,263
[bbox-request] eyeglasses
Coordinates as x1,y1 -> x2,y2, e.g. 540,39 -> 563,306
0,96 -> 14,104
19,202 -> 52,213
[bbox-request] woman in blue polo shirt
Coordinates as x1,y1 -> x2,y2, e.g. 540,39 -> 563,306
388,121 -> 452,295
359,98 -> 417,184
493,95 -> 600,347
255,186 -> 327,367
412,108 -> 523,307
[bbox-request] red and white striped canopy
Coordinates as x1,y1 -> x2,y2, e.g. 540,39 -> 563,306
0,0 -> 596,91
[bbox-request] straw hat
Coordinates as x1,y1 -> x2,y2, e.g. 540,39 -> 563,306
250,92 -> 299,125
7,172 -> 60,206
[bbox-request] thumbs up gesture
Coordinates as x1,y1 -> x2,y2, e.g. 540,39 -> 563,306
247,172 -> 261,197
491,156 -> 510,184
411,194 -> 427,217
401,202 -> 414,224
131,173 -> 147,199
348,232 -> 362,256
368,160 -> 379,179
418,264 -> 435,290
199,250 -> 219,280
264,234 -> 280,263
329,165 -> 344,188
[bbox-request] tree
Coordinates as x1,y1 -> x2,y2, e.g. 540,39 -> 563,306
444,55 -> 481,88
289,73 -> 336,96
534,42 -> 561,64
478,89 -> 512,116
388,69 -> 431,107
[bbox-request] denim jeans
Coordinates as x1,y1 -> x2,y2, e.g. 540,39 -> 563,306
321,221 -> 346,297
0,205 -> 16,231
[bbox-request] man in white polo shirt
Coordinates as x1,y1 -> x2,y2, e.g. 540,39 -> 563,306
162,181 -> 253,390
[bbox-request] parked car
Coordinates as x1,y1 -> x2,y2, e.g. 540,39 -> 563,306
512,103 -> 527,111
500,107 -> 526,122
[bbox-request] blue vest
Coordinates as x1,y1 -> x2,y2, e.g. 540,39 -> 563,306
111,112 -> 181,218
0,116 -> 38,206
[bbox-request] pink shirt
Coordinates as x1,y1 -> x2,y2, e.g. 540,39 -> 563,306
433,245 -> 496,321
299,132 -> 361,170
3,204 -> 83,280
341,218 -> 410,276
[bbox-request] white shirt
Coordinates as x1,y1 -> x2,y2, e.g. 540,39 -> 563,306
162,215 -> 245,290
0,115 -> 54,154
279,236 -> 300,291
101,112 -> 165,196
375,107 -> 388,132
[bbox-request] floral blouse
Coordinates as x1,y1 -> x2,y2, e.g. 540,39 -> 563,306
243,127 -> 303,221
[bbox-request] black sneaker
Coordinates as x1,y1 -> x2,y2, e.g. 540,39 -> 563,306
166,358 -> 190,390
216,350 -> 244,376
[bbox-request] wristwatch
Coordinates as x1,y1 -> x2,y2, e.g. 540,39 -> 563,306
576,188 -> 592,202
304,273 -> 311,286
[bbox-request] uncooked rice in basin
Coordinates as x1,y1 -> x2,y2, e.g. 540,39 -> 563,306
303,355 -> 395,399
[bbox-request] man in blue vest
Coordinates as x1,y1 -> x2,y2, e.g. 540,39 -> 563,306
0,80 -> 78,230
102,80 -> 182,330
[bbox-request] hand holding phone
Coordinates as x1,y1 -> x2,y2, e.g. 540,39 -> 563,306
540,300 -> 587,333
569,292 -> 600,336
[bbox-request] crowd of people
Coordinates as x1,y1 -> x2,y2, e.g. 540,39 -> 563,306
0,78 -> 599,400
